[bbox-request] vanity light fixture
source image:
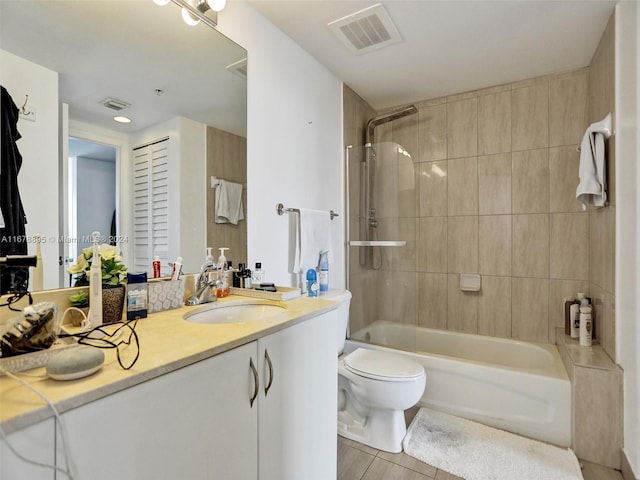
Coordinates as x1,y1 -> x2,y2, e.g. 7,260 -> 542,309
159,0 -> 223,28
113,116 -> 132,124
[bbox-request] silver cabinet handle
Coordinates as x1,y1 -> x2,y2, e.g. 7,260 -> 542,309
264,349 -> 274,396
249,357 -> 259,408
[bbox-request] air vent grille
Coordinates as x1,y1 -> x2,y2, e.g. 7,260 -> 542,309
101,97 -> 130,111
328,3 -> 401,55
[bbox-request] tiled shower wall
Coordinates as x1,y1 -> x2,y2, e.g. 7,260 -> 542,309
345,61 -> 614,352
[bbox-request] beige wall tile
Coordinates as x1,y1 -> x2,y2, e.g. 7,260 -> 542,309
418,161 -> 448,217
512,84 -> 549,151
375,218 -> 417,272
573,365 -> 623,468
391,271 -> 418,325
447,98 -> 478,159
447,156 -> 478,216
448,216 -> 478,274
550,213 -> 589,280
478,91 -> 511,154
550,146 -> 583,212
478,276 -> 512,338
549,70 -> 589,147
511,74 -> 549,90
419,103 -> 447,162
418,217 -> 447,273
512,149 -> 549,214
601,291 -> 616,361
478,153 -> 512,215
512,214 -> 549,278
603,207 -> 616,294
589,208 -> 605,288
479,215 -> 511,276
447,274 -> 478,333
417,273 -> 448,330
512,277 -> 549,342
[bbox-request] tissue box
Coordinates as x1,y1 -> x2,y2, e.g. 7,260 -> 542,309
148,279 -> 185,313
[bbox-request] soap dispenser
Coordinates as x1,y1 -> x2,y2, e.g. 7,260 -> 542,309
216,247 -> 230,297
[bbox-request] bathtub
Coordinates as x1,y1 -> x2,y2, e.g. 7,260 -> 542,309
347,321 -> 571,447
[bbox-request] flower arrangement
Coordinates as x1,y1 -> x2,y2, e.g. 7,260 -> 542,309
67,244 -> 127,288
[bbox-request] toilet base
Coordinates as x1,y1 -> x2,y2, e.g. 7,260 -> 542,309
338,407 -> 407,453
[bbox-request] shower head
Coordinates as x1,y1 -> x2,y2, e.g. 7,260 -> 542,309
365,105 -> 418,144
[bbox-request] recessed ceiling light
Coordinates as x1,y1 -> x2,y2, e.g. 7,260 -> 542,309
113,116 -> 132,124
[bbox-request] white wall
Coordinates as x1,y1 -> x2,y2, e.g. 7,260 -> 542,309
615,1 -> 639,477
218,2 -> 345,289
0,49 -> 59,290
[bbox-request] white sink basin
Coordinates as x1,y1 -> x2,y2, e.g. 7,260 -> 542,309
184,301 -> 286,325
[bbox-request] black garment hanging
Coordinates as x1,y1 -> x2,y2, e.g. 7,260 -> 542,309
1,85 -> 29,294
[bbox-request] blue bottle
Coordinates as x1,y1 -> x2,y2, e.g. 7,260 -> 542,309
306,268 -> 318,297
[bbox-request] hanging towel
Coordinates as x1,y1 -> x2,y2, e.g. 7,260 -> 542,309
214,179 -> 244,225
291,209 -> 333,275
576,113 -> 612,210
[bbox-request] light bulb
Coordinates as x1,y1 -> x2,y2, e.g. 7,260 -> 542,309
113,116 -> 132,124
206,0 -> 226,12
181,6 -> 200,26
152,0 -> 170,6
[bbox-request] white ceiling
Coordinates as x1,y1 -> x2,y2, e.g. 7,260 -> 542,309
248,0 -> 617,110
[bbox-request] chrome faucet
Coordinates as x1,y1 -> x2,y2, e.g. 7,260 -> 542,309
185,263 -> 220,306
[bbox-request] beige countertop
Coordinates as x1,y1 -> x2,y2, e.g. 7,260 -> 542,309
0,294 -> 338,434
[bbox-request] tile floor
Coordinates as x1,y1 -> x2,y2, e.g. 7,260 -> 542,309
337,408 -> 625,480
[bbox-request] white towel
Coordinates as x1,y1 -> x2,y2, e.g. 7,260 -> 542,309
576,113 -> 611,210
214,179 -> 244,225
291,209 -> 333,275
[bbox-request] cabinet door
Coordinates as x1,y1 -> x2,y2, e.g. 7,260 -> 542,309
1,418 -> 56,480
258,311 -> 338,480
57,342 -> 258,480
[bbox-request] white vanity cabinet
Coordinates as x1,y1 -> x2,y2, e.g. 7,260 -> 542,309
257,308 -> 337,480
57,342 -> 259,480
51,309 -> 337,480
2,418 -> 56,480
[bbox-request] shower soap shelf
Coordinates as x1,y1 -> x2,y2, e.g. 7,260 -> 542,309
349,241 -> 406,247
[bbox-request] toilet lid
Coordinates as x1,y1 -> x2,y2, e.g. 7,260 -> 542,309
344,348 -> 424,381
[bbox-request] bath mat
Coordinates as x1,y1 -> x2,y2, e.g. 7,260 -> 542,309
403,408 -> 583,480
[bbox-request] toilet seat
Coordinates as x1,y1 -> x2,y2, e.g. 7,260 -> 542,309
344,348 -> 424,382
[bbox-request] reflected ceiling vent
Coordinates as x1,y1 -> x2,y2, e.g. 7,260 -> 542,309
101,97 -> 130,111
328,3 -> 402,55
226,58 -> 248,79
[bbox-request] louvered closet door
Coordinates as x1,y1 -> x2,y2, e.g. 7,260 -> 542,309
132,139 -> 169,276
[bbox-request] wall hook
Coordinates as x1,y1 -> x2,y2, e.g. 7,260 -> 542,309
19,94 -> 36,121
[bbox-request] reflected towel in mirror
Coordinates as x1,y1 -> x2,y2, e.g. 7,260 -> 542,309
214,179 -> 244,224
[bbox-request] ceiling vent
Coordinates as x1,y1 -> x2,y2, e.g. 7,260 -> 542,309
328,3 -> 402,55
226,58 -> 248,80
101,97 -> 130,111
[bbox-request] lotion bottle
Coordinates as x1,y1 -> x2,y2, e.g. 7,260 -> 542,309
569,295 -> 582,339
579,299 -> 593,346
88,231 -> 103,328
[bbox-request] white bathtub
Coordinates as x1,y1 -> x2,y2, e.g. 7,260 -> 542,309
347,321 -> 571,447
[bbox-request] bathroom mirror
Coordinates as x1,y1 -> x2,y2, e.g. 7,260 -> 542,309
0,0 -> 247,290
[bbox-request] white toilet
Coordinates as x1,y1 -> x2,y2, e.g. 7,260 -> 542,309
327,290 -> 426,453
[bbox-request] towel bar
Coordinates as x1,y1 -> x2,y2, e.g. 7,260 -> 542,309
276,203 -> 339,220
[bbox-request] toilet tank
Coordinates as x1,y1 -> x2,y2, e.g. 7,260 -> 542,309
323,289 -> 352,354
